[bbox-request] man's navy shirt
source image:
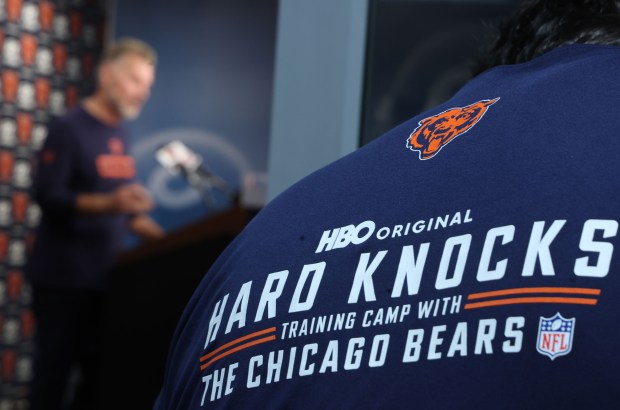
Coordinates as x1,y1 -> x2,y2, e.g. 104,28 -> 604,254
27,107 -> 135,290
157,45 -> 620,409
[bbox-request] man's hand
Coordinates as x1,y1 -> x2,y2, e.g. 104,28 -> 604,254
129,213 -> 165,240
76,183 -> 155,214
111,183 -> 154,214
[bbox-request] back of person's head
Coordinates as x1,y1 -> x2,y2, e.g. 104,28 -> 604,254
474,0 -> 620,74
100,37 -> 157,66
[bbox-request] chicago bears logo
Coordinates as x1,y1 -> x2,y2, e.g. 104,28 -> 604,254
21,309 -> 35,339
39,0 -> 54,32
16,113 -> 32,145
65,85 -> 79,109
82,53 -> 94,78
406,98 -> 499,160
6,0 -> 22,23
0,152 -> 14,182
35,77 -> 50,109
20,34 -> 37,67
0,232 -> 8,261
2,70 -> 19,103
52,43 -> 67,74
12,192 -> 28,223
6,271 -> 22,301
2,350 -> 16,380
69,11 -> 82,40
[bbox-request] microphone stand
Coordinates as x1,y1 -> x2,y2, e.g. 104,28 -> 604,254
178,164 -> 235,211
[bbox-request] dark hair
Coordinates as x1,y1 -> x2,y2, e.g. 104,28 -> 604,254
473,0 -> 620,75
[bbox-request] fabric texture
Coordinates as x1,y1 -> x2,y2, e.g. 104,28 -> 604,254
156,44 -> 620,409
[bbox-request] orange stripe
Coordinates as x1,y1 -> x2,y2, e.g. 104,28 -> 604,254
200,327 -> 276,362
199,335 -> 276,371
468,287 -> 601,300
464,296 -> 598,310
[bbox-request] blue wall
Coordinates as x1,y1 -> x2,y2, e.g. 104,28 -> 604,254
267,0 -> 369,201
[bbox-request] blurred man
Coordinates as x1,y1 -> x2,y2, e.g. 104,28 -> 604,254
156,1 -> 620,408
26,38 -> 164,410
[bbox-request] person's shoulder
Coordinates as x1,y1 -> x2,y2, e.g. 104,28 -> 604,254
45,107 -> 86,141
50,106 -> 87,127
474,43 -> 620,82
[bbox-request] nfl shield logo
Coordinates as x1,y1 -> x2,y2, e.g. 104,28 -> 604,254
536,313 -> 575,360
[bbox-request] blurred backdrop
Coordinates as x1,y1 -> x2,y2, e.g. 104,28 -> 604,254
0,0 -> 517,408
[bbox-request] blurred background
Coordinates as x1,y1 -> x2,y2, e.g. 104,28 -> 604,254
0,0 -> 516,408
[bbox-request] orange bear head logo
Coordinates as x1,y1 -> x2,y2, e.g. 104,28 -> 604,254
406,98 -> 499,160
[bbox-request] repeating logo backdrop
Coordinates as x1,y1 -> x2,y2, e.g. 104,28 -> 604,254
0,0 -> 106,407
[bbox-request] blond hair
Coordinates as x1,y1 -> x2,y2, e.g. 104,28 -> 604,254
101,38 -> 157,65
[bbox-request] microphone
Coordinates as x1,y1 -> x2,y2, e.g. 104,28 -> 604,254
155,141 -> 235,209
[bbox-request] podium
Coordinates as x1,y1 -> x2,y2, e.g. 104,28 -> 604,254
100,206 -> 252,409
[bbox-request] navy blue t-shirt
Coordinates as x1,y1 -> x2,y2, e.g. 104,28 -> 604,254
26,107 -> 135,290
156,45 -> 620,409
